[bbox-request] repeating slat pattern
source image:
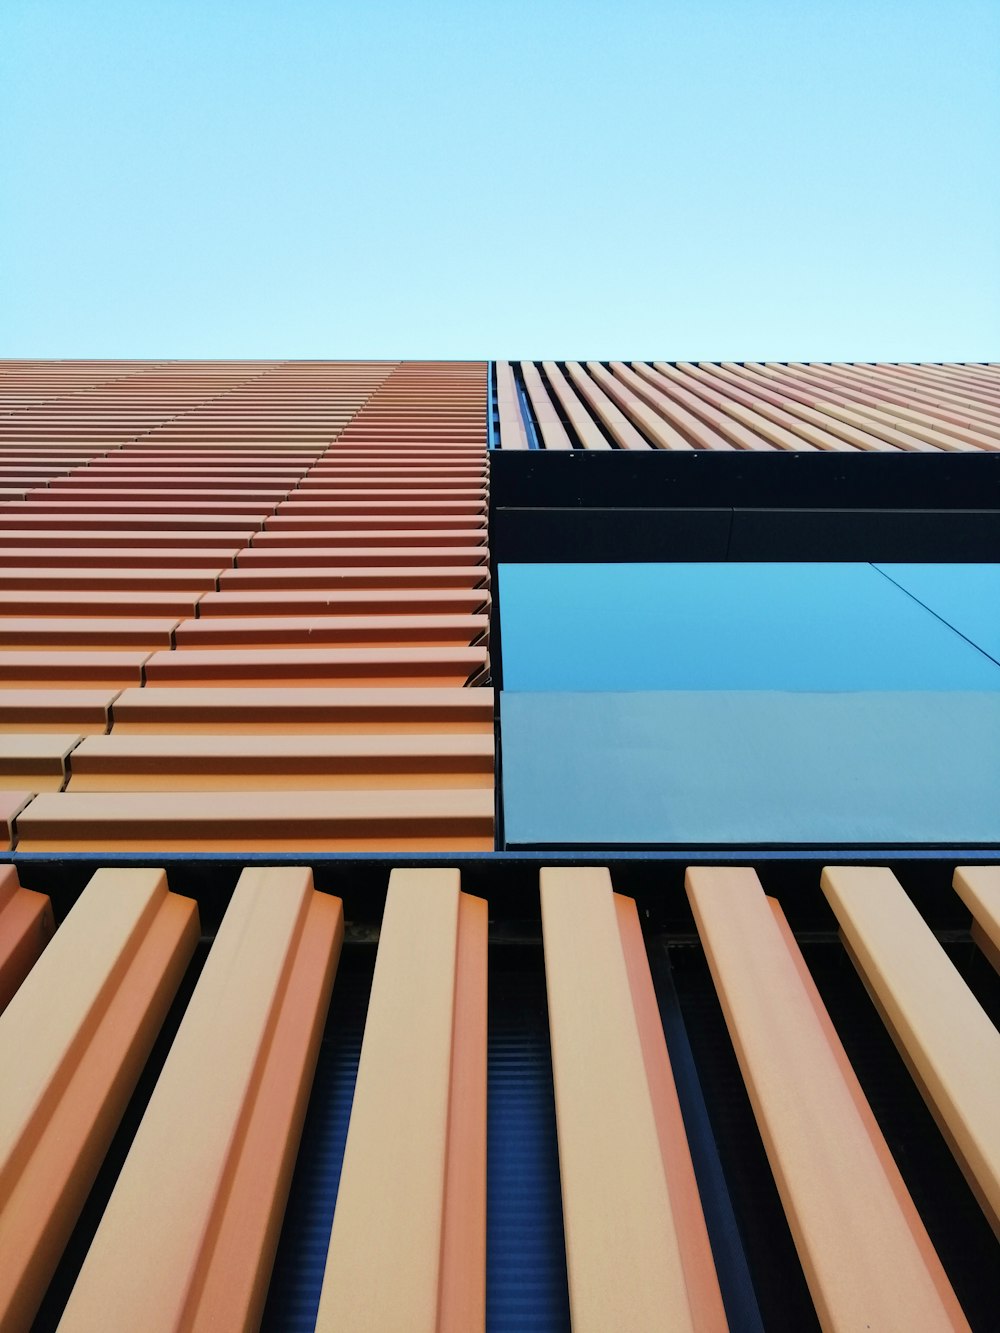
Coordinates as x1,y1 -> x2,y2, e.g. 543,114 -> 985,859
687,866 -> 967,1331
0,353 -> 995,1333
0,869 -> 198,1330
0,863 -> 993,1330
316,870 -> 487,1333
15,789 -> 494,852
59,868 -> 342,1333
540,868 -> 726,1332
0,361 -> 492,850
822,866 -> 1000,1239
495,361 -> 1000,451
954,867 -> 1000,975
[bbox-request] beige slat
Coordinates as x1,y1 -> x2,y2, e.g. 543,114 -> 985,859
619,362 -> 771,451
495,360 -> 530,450
953,866 -> 1000,973
60,867 -> 343,1333
649,362 -> 816,451
66,731 -> 494,791
691,362 -> 856,451
520,362 -> 573,450
108,684 -> 495,735
820,364 -> 1000,443
606,362 -> 720,449
687,866 -> 968,1331
316,869 -> 487,1332
565,362 -> 651,449
877,363 -> 1000,420
15,786 -> 495,852
586,362 -> 691,449
802,364 -> 998,449
761,364 -> 938,451
845,400 -> 989,452
822,865 -> 1000,1238
717,363 -> 899,451
0,733 -> 81,790
862,400 -> 1000,448
541,867 -> 726,1332
0,864 -> 53,1013
540,361 -> 611,449
0,870 -> 198,1332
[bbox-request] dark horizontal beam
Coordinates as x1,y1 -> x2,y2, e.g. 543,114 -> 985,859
4,849 -> 993,933
493,506 -> 1000,561
490,451 -> 1000,561
490,448 -> 1000,509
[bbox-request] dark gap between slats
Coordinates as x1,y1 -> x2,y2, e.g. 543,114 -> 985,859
955,936 -> 1000,1029
649,938 -> 763,1331
261,942 -> 375,1333
488,361 -> 500,451
537,363 -> 583,450
670,941 -> 821,1332
487,938 -> 571,1333
30,941 -> 210,1333
509,363 -> 542,452
806,937 -> 1000,1331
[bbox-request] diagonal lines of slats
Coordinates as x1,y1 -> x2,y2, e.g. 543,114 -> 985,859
2,862 -> 995,1330
497,361 -> 1000,452
0,360 -> 493,851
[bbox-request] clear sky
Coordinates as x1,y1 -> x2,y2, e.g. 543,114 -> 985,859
1,1 -> 997,360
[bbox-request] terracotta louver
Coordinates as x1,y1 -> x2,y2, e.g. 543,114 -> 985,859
496,360 -> 1000,450
0,869 -> 198,1330
687,866 -> 968,1330
540,868 -> 726,1332
59,867 -> 342,1333
0,361 -> 493,849
0,864 -> 53,1013
316,870 -> 487,1332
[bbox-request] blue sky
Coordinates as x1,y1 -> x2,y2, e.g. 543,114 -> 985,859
1,1 -> 997,359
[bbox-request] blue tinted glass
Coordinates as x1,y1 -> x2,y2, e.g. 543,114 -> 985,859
498,563 -> 1000,691
501,691 -> 1000,846
875,564 -> 1000,665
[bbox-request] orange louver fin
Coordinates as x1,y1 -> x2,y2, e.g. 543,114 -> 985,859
0,732 -> 81,790
688,866 -> 969,1330
60,867 -> 343,1333
0,689 -> 119,734
822,865 -> 1000,1240
0,864 -> 53,1013
171,612 -> 489,648
316,869 -> 487,1333
14,788 -> 495,852
108,684 -> 495,734
540,867 -> 726,1333
495,361 -> 530,450
0,790 -> 33,848
953,865 -> 1000,974
0,869 -> 198,1332
141,644 -> 488,689
0,650 -> 149,690
65,730 -> 494,792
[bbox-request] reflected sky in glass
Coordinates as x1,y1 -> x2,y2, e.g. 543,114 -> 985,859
499,563 -> 1000,691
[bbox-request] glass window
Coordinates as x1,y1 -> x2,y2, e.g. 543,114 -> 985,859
501,690 -> 1000,846
498,563 -> 1000,691
875,564 -> 1000,665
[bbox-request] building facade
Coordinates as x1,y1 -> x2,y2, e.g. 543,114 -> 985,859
0,359 -> 997,1330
